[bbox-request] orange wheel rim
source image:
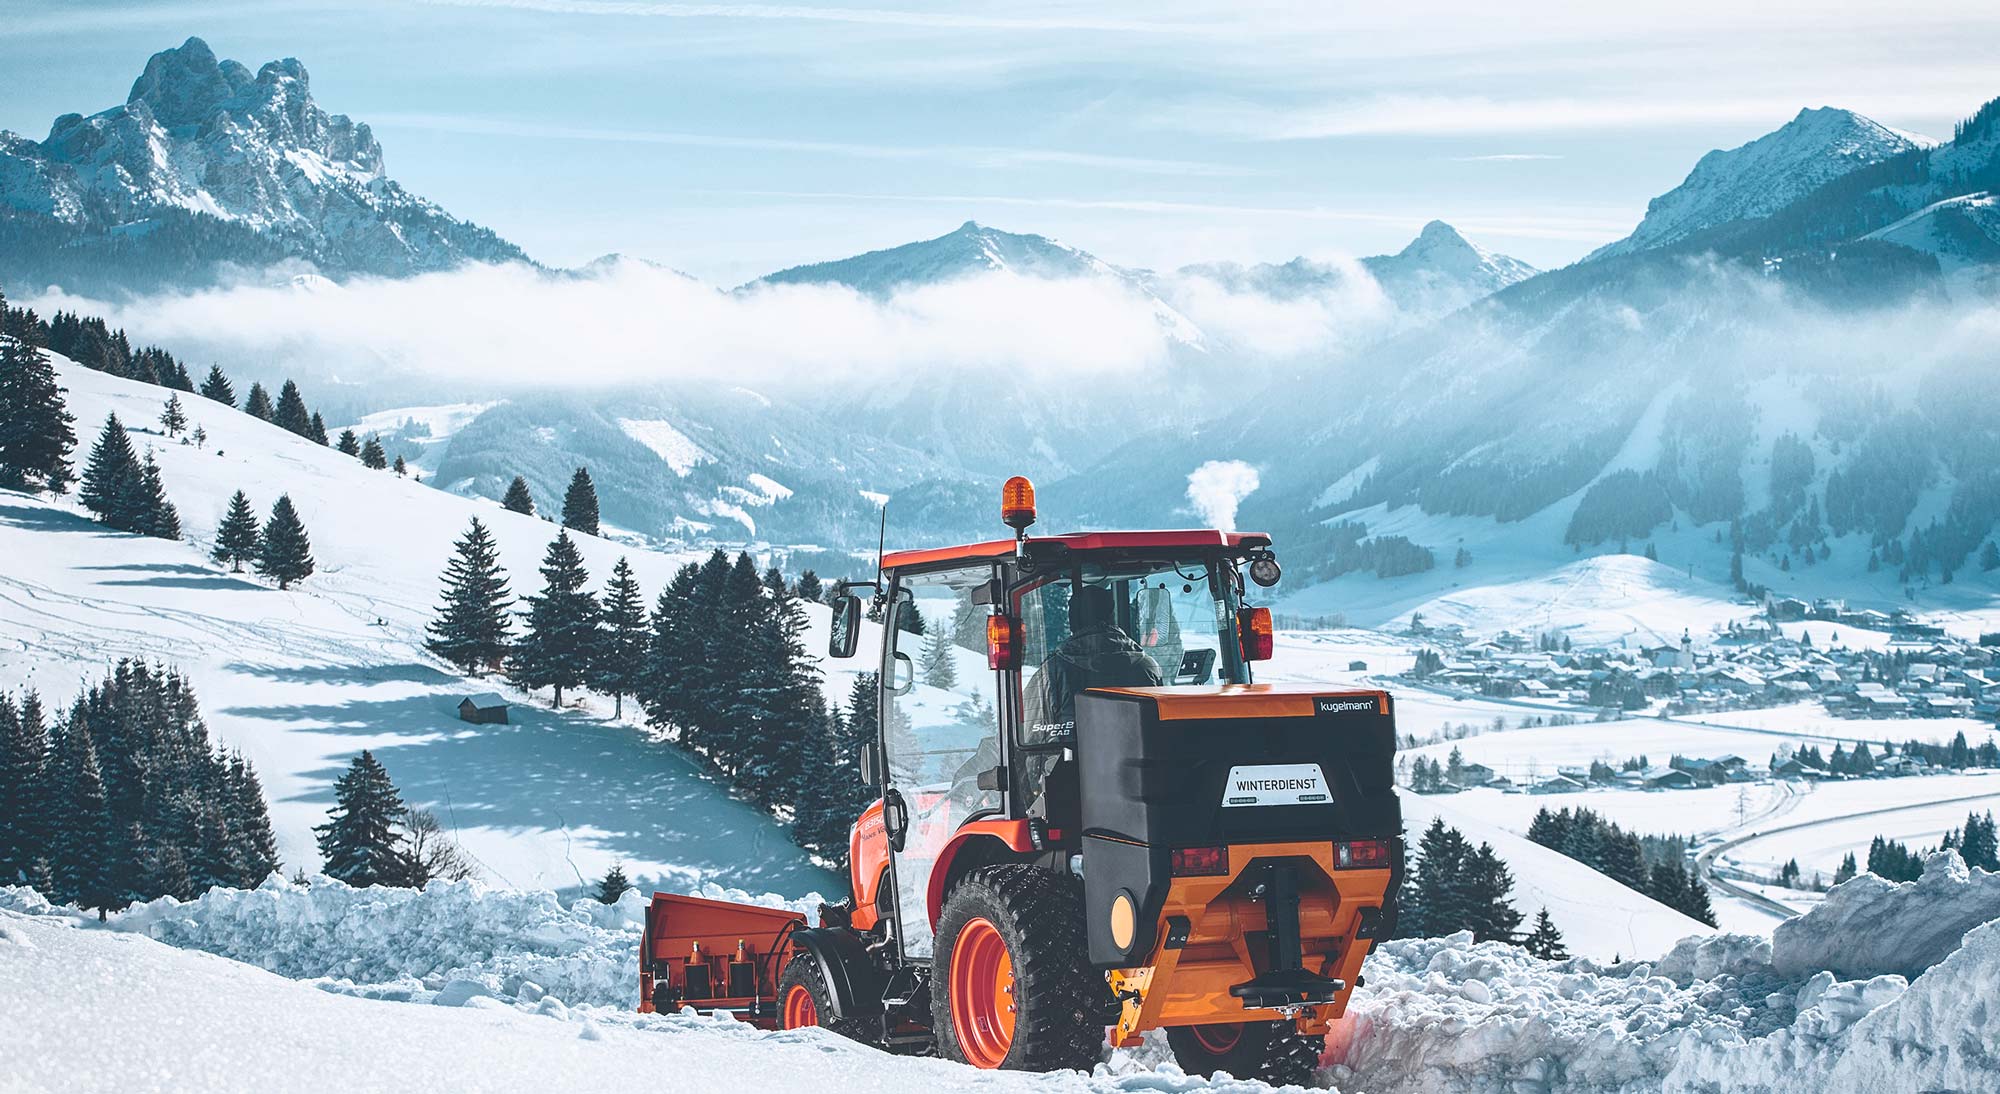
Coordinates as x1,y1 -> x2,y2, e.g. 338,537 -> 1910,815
948,917 -> 1016,1068
1192,1023 -> 1244,1054
783,983 -> 819,1029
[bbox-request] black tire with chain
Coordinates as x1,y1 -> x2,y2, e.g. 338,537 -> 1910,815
778,952 -> 880,1047
1166,1021 -> 1325,1086
931,863 -> 1106,1071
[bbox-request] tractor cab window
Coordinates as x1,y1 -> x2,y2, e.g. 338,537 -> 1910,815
880,566 -> 999,959
1016,555 -> 1245,749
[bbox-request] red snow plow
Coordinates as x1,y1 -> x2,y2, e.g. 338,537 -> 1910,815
640,477 -> 1403,1084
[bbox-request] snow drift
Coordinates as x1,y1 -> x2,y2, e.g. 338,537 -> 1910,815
8,851 -> 2000,1093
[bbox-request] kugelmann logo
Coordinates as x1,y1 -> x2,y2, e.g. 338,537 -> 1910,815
1317,698 -> 1376,715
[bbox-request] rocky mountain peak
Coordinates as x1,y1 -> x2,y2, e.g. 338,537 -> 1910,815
124,37 -> 253,129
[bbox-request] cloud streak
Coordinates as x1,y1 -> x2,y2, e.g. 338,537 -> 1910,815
369,113 -> 1257,177
419,0 -> 1213,33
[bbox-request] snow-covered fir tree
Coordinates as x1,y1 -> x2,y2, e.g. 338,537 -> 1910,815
426,517 -> 513,674
243,382 -> 274,421
211,490 -> 261,571
502,475 -> 535,515
159,393 -> 187,438
562,467 -> 600,536
198,363 -> 235,407
134,451 -> 180,540
509,530 -> 600,708
921,627 -> 957,689
256,495 -> 315,589
1523,907 -> 1568,960
308,411 -> 329,445
595,863 -> 632,904
274,380 -> 313,437
593,557 -> 647,717
0,319 -> 77,494
359,435 -> 387,469
335,429 -> 360,457
313,750 -> 408,888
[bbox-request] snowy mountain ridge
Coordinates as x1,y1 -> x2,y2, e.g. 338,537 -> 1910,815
1589,107 -> 1933,260
0,37 -> 525,286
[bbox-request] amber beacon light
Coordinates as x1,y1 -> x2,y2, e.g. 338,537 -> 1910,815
1001,475 -> 1037,531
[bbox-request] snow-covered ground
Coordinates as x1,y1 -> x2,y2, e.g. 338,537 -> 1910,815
0,354 -> 842,896
6,846 -> 1997,1094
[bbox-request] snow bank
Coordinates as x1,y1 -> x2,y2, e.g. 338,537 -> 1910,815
1771,850 -> 2000,980
3,875 -> 817,1012
1331,855 -> 2000,1093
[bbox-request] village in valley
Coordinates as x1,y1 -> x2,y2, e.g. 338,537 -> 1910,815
1392,593 -> 2000,797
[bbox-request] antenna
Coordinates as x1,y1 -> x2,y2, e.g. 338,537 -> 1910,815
875,500 -> 889,582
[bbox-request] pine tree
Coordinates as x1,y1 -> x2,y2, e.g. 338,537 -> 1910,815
562,467 -> 600,535
920,627 -> 957,689
1682,871 -> 1717,927
159,393 -> 187,438
0,694 -> 52,884
426,517 -> 514,674
256,495 -> 315,589
593,557 -> 647,717
392,454 -> 407,477
50,715 -> 117,916
134,451 -> 180,540
212,490 -> 261,572
274,380 -> 313,437
308,411 -> 329,445
1406,817 -> 1472,937
0,327 -> 78,493
79,413 -> 142,528
1522,907 -> 1568,960
502,475 -> 535,515
360,435 -> 387,470
638,562 -> 702,739
335,429 -> 360,457
199,364 -> 235,407
596,863 -> 632,904
509,530 -> 600,708
243,382 -> 274,421
1960,810 -> 1998,871
794,569 -> 823,602
1464,842 -> 1523,943
1833,851 -> 1858,885
313,751 -> 410,888
226,753 -> 280,883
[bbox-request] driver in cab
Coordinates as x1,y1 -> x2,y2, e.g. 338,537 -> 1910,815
1022,584 -> 1164,741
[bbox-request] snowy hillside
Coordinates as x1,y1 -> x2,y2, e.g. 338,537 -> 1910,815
0,352 -> 839,895
1589,107 -> 1931,260
0,37 -> 524,291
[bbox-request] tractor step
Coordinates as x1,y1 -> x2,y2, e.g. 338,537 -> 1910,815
1228,968 -> 1346,1009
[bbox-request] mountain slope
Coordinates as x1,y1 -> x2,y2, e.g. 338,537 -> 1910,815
1590,107 -> 1932,260
0,351 -> 835,894
0,37 -> 525,293
1360,220 -> 1540,314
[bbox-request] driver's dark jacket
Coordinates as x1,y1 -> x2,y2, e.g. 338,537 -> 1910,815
1022,625 -> 1165,741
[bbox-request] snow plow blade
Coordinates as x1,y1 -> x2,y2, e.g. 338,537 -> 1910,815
638,892 -> 806,1026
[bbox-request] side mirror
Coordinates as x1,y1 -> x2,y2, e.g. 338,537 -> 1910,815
888,651 -> 915,695
829,592 -> 862,659
882,788 -> 909,853
859,740 -> 882,786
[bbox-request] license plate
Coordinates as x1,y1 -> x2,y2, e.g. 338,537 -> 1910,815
1221,763 -> 1331,808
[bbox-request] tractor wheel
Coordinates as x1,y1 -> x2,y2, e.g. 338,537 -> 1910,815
777,952 -> 877,1046
1166,1021 -> 1324,1086
931,863 -> 1103,1072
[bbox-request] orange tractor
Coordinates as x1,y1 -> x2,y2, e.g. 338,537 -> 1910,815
639,478 -> 1402,1083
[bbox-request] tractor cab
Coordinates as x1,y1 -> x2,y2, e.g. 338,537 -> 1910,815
827,502 -> 1284,963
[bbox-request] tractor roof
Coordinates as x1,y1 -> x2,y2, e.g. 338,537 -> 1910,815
881,529 -> 1270,571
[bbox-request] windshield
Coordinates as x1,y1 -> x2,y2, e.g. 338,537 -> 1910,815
1015,554 -> 1245,748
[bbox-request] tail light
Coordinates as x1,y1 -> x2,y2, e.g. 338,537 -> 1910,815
1336,839 -> 1392,870
1001,476 -> 1037,531
987,614 -> 1018,670
1170,845 -> 1229,877
1239,606 -> 1274,661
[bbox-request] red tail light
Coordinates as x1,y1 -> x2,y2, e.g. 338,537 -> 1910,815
987,614 -> 1018,670
1239,606 -> 1274,661
1336,839 -> 1392,870
1170,845 -> 1229,877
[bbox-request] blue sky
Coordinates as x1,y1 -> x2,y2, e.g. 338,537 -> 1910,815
5,1 -> 1997,282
